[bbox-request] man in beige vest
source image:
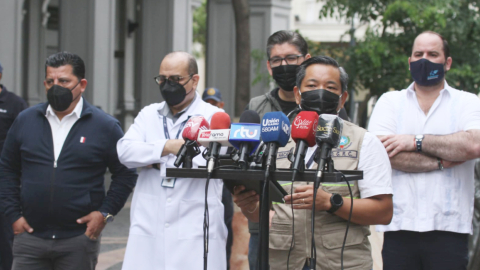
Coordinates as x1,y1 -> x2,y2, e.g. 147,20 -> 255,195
233,56 -> 393,270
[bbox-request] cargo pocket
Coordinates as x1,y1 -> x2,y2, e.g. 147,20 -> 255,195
320,227 -> 370,270
269,221 -> 294,250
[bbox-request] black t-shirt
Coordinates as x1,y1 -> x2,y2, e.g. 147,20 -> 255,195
0,86 -> 28,153
271,88 -> 298,116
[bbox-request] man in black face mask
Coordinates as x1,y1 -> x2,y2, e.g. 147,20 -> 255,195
246,30 -> 311,122
234,56 -> 393,270
0,52 -> 137,270
244,30 -> 350,270
244,30 -> 311,269
369,31 -> 480,270
117,52 -> 228,270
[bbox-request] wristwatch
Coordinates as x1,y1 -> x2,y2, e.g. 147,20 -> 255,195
101,212 -> 114,224
327,193 -> 343,214
437,158 -> 444,171
415,135 -> 424,152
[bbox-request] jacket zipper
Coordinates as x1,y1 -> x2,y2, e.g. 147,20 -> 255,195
46,114 -> 84,239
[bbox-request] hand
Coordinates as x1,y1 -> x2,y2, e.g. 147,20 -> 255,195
162,139 -> 185,156
379,134 -> 416,157
284,185 -> 332,211
12,217 -> 33,235
232,185 -> 259,214
77,211 -> 105,240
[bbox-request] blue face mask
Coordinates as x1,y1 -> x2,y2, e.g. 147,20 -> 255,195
410,58 -> 445,86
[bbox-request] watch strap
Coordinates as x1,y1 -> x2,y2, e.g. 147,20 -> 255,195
437,158 -> 444,171
415,135 -> 424,152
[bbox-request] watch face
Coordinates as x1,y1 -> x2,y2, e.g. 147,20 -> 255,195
415,135 -> 424,140
332,194 -> 343,205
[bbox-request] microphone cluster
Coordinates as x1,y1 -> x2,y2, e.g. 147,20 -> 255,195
174,109 -> 344,178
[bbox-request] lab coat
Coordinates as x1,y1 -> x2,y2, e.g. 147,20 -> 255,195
118,94 -> 227,270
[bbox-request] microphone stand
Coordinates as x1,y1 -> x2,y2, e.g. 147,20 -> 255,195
184,140 -> 200,168
174,140 -> 200,169
310,145 -> 334,270
257,143 -> 277,270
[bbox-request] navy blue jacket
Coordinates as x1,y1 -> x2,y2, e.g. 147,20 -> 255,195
0,86 -> 28,154
0,99 -> 137,239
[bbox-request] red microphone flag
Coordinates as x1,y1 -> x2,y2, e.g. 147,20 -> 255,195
291,111 -> 319,147
182,116 -> 210,142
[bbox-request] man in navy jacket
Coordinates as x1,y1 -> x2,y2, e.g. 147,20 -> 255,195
0,52 -> 137,270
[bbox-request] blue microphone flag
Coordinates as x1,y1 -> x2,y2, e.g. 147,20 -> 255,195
261,111 -> 290,147
229,123 -> 261,154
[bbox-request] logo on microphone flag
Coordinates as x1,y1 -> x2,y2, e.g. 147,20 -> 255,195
80,137 -> 86,143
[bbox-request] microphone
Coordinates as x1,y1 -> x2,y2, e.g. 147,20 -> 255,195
260,111 -> 291,171
229,110 -> 261,169
314,114 -> 343,188
174,116 -> 209,168
291,111 -> 319,180
197,112 -> 232,175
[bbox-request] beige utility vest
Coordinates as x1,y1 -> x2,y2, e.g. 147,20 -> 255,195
269,121 -> 372,270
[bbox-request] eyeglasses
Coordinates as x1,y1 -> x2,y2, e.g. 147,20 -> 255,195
154,74 -> 193,85
269,55 -> 304,67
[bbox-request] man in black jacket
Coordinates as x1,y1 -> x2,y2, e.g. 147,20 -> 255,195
0,62 -> 28,270
0,52 -> 137,270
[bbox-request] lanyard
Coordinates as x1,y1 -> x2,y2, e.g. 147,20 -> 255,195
162,116 -> 189,140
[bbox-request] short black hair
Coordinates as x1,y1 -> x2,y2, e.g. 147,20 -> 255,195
296,56 -> 349,93
45,52 -> 85,80
266,30 -> 308,59
413,31 -> 450,60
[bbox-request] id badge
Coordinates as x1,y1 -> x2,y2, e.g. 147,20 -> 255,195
161,177 -> 176,188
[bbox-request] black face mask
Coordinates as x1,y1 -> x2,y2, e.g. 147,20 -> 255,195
300,89 -> 341,115
47,81 -> 81,112
410,58 -> 445,86
271,65 -> 298,92
159,78 -> 193,106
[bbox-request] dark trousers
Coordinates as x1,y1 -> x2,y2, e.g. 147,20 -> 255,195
12,233 -> 100,270
0,213 -> 13,270
222,185 -> 234,270
383,230 -> 469,270
248,233 -> 258,270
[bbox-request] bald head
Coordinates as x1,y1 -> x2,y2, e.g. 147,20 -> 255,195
412,31 -> 450,61
162,51 -> 198,75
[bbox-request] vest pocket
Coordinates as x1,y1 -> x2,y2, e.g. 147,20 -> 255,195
321,182 -> 359,198
269,225 -> 294,251
320,227 -> 370,269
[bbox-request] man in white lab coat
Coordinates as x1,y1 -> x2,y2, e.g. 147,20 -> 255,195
117,52 -> 227,270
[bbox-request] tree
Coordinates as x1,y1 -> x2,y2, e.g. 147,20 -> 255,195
232,0 -> 251,116
193,0 -> 207,58
318,0 -> 480,115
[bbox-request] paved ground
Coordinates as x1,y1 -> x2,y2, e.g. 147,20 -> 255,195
96,175 -> 131,270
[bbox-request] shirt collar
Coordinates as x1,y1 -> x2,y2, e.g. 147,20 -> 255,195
406,80 -> 452,98
46,96 -> 84,119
